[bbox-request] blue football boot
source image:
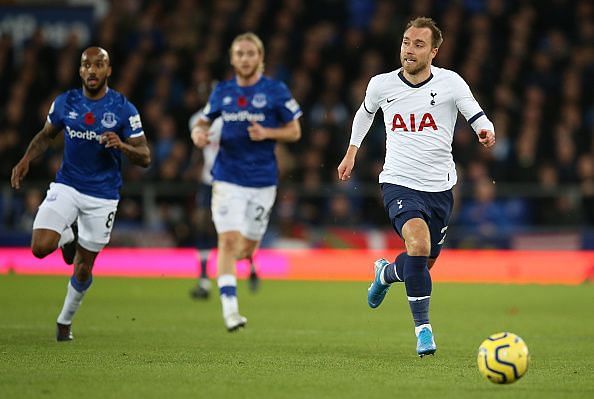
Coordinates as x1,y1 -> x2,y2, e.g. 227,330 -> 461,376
416,325 -> 437,357
367,259 -> 391,308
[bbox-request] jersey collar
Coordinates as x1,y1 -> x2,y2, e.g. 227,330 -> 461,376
398,69 -> 434,88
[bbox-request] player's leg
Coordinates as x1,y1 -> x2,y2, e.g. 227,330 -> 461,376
190,249 -> 212,299
379,245 -> 438,284
368,184 -> 425,307
56,246 -> 98,341
191,184 -> 214,299
211,182 -> 248,331
55,191 -> 117,341
241,185 -> 276,294
237,238 -> 260,293
400,216 -> 436,357
31,183 -> 78,261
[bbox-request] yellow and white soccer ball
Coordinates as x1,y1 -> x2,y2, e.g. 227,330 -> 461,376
477,332 -> 529,384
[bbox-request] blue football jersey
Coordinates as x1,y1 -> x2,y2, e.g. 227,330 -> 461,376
47,88 -> 144,200
202,76 -> 302,187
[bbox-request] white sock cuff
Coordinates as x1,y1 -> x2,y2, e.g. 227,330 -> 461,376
407,295 -> 431,302
217,274 -> 237,287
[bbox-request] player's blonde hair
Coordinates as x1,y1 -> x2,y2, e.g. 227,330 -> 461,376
405,17 -> 443,49
229,32 -> 265,72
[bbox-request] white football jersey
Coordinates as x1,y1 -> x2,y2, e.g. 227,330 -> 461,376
357,65 -> 494,192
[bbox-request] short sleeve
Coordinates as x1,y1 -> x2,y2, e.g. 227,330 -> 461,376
46,94 -> 65,128
274,82 -> 302,123
201,84 -> 223,121
362,76 -> 380,114
121,101 -> 145,139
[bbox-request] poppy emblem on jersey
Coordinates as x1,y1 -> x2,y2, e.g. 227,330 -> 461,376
252,93 -> 267,108
84,112 -> 95,125
101,112 -> 117,128
430,91 -> 437,106
237,96 -> 248,108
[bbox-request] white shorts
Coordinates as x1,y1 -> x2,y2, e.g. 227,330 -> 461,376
33,182 -> 119,252
211,181 -> 276,241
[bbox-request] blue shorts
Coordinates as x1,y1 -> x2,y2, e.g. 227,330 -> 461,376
381,183 -> 453,258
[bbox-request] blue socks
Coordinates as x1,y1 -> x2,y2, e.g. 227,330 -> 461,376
219,285 -> 237,297
409,297 -> 430,326
70,274 -> 92,293
380,253 -> 433,326
383,253 -> 406,283
403,255 -> 431,326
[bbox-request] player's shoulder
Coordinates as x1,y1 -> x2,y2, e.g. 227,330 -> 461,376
366,70 -> 400,94
258,75 -> 290,94
106,88 -> 139,113
369,70 -> 399,85
106,88 -> 130,104
56,88 -> 82,104
214,78 -> 236,91
432,66 -> 465,83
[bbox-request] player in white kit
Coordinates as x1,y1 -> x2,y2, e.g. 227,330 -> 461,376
338,17 -> 495,356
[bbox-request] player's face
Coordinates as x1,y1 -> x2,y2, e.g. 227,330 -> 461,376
400,27 -> 438,75
231,40 -> 262,80
80,50 -> 111,94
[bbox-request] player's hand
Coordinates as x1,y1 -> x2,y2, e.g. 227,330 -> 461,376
100,132 -> 123,149
248,122 -> 269,141
10,159 -> 30,190
191,126 -> 210,148
478,129 -> 495,148
337,155 -> 355,181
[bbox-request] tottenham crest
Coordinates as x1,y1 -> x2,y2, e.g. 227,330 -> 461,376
101,112 -> 117,128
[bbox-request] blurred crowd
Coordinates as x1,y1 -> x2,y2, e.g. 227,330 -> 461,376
1,0 -> 593,247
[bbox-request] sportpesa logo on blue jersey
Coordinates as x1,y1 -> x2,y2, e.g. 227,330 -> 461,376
202,76 -> 302,188
221,110 -> 265,122
47,88 -> 144,200
65,126 -> 102,141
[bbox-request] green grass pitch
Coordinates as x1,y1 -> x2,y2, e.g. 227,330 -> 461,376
1,275 -> 593,399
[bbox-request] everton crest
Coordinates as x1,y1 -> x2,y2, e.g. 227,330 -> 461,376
101,112 -> 117,128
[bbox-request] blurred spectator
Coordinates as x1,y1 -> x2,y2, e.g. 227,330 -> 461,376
1,0 -> 593,247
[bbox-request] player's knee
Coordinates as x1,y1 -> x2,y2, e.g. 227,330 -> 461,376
406,238 -> 431,257
218,235 -> 239,253
31,242 -> 54,259
236,245 -> 254,260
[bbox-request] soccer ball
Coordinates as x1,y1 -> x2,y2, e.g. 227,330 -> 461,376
477,332 -> 529,384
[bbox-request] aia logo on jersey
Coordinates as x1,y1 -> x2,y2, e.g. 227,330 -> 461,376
237,96 -> 248,108
391,113 -> 437,132
84,112 -> 95,125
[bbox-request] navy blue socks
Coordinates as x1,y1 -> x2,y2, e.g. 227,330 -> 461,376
403,255 -> 431,327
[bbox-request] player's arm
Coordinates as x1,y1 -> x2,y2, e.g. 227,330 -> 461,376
101,132 -> 151,167
453,73 -> 496,148
247,119 -> 301,143
337,104 -> 375,181
191,118 -> 213,148
338,78 -> 379,181
11,122 -> 62,189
